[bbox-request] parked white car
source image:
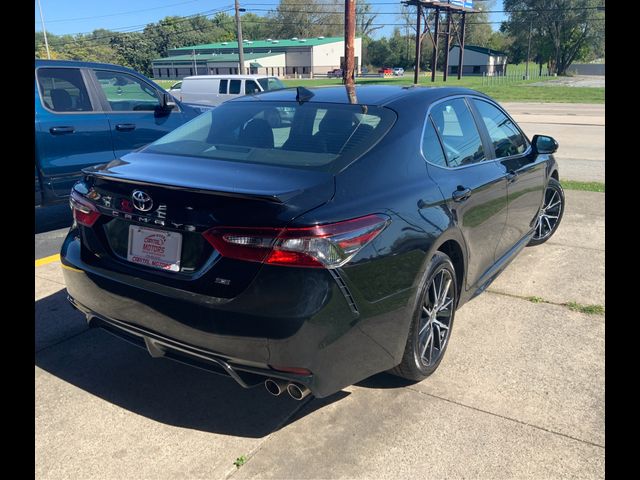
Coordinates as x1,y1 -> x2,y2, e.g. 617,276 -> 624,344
167,81 -> 182,96
179,75 -> 285,107
393,67 -> 405,76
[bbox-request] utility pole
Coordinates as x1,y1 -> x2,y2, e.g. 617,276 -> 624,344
344,0 -> 356,87
413,6 -> 421,85
37,0 -> 51,59
525,18 -> 533,79
192,49 -> 197,76
234,0 -> 245,75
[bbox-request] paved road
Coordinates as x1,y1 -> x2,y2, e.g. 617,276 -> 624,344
35,190 -> 604,479
503,102 -> 605,183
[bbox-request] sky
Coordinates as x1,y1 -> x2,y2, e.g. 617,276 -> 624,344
35,0 -> 506,38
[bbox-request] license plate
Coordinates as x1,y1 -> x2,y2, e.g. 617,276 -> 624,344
127,225 -> 182,272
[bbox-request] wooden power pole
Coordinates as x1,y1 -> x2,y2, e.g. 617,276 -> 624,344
344,0 -> 356,87
235,0 -> 245,75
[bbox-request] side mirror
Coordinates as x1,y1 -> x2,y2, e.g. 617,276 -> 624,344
532,134 -> 558,154
161,92 -> 176,111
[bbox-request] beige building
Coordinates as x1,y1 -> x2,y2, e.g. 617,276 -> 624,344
152,36 -> 362,80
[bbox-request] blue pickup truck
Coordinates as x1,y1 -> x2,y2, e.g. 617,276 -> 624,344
35,60 -> 200,207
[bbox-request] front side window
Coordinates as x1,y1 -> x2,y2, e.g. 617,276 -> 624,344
144,101 -> 396,173
95,70 -> 160,112
37,68 -> 93,112
430,98 -> 485,167
258,77 -> 285,91
245,81 -> 260,94
472,99 -> 527,158
229,80 -> 241,94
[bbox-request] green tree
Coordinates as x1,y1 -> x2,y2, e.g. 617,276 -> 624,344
502,0 -> 604,75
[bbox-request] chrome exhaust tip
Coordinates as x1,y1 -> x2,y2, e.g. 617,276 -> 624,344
286,382 -> 311,401
264,378 -> 288,396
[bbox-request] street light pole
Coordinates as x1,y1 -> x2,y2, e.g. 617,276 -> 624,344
37,0 -> 51,59
234,0 -> 245,75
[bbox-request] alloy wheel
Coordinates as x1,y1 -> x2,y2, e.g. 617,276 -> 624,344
532,185 -> 563,242
418,268 -> 454,367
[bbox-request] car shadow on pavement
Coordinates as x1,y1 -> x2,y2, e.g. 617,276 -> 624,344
35,290 -> 348,438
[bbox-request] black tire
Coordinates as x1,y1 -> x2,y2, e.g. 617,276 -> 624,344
391,251 -> 458,381
528,178 -> 565,247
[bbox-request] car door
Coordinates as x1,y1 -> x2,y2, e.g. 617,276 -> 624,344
469,98 -> 546,259
422,97 -> 508,290
90,68 -> 187,158
245,79 -> 261,95
35,66 -> 114,199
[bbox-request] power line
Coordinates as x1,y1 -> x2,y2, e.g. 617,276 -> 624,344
34,0 -> 206,24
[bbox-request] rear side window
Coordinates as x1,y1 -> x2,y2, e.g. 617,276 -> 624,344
144,101 -> 397,173
472,99 -> 528,158
219,79 -> 228,94
422,118 -> 447,167
94,70 -> 160,112
36,68 -> 93,112
229,80 -> 241,94
430,98 -> 485,167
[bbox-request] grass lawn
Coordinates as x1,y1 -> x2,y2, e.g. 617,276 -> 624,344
561,180 -> 605,193
154,74 -> 603,103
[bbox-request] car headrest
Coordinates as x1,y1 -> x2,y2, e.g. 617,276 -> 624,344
51,89 -> 72,111
318,110 -> 354,134
239,118 -> 274,149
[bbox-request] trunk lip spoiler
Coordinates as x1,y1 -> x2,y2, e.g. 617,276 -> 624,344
82,170 -> 287,204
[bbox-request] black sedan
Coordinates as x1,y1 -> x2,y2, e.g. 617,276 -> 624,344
61,85 -> 564,400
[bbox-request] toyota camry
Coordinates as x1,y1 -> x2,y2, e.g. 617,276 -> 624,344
61,85 -> 564,400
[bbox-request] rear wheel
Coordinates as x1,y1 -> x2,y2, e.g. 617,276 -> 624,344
528,178 -> 565,246
391,252 -> 457,381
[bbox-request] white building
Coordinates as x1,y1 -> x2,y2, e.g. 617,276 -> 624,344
152,36 -> 362,80
448,45 -> 508,76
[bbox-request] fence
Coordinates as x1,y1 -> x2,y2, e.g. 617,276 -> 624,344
482,67 -> 553,86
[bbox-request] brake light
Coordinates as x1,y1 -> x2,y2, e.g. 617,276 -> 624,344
202,214 -> 390,269
70,190 -> 101,227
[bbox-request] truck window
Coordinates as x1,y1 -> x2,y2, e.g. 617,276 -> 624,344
219,79 -> 228,94
229,80 -> 241,95
94,70 -> 161,112
245,81 -> 260,94
37,68 -> 93,112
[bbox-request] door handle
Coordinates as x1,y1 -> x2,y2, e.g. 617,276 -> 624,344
115,123 -> 136,132
49,126 -> 75,135
452,186 -> 472,203
506,171 -> 519,183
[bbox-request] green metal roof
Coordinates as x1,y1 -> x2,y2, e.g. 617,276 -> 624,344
152,52 -> 282,64
172,36 -> 346,51
452,45 -> 507,57
249,62 -> 262,68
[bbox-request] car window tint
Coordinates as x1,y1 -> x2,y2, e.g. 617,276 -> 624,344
229,80 -> 241,94
430,98 -> 485,167
219,79 -> 228,94
245,81 -> 260,94
145,102 -> 396,173
37,68 -> 93,112
95,70 -> 160,112
472,99 -> 527,158
422,117 -> 447,167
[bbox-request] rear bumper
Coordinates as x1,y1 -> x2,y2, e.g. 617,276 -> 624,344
61,234 -> 409,398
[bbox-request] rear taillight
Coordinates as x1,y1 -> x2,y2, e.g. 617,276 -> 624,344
70,190 -> 101,227
202,214 -> 390,269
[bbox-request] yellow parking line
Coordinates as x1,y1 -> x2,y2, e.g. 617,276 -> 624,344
35,254 -> 60,267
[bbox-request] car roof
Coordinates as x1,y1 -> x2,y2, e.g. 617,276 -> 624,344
35,59 -> 141,74
233,84 -> 490,107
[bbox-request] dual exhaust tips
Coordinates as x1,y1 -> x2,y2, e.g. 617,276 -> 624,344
264,378 -> 311,401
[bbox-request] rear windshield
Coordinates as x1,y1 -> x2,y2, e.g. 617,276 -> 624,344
144,101 -> 397,172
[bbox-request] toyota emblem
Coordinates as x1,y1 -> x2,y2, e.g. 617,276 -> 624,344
131,190 -> 153,212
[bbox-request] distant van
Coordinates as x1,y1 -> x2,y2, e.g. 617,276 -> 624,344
179,75 -> 286,107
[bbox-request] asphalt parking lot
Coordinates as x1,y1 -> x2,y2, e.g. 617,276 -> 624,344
35,102 -> 605,479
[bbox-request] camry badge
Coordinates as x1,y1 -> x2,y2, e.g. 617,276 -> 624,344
132,190 -> 153,212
